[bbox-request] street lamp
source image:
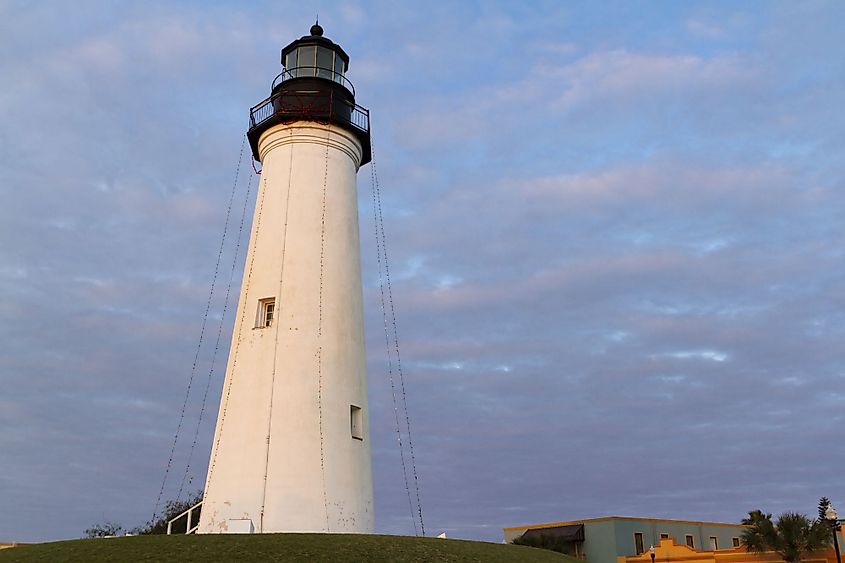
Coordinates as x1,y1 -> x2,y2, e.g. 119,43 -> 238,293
650,544 -> 656,563
826,505 -> 841,563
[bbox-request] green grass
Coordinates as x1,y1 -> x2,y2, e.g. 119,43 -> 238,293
0,533 -> 577,562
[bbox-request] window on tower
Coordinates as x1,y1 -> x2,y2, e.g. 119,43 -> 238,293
316,46 -> 333,79
285,50 -> 297,74
350,405 -> 363,440
257,297 -> 275,328
297,45 -> 316,69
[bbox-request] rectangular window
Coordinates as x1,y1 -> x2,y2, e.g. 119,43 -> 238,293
732,537 -> 740,548
257,297 -> 275,328
298,45 -> 316,76
685,535 -> 695,548
285,50 -> 297,70
660,533 -> 670,540
709,537 -> 718,550
350,405 -> 363,440
316,46 -> 333,79
634,533 -> 644,555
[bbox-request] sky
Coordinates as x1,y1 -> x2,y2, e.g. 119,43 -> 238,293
1,0 -> 844,544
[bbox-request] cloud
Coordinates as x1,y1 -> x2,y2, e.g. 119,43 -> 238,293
548,50 -> 754,111
2,0 -> 845,546
387,46 -> 770,168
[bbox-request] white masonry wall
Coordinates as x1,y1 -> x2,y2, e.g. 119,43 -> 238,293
198,121 -> 373,534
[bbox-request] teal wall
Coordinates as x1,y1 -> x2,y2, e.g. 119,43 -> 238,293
507,516 -> 844,563
581,518 -> 744,563
581,519 -> 618,563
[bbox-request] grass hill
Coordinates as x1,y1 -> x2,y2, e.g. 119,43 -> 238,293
0,533 -> 576,562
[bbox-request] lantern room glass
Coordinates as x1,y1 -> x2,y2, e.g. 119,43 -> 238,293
284,50 -> 297,75
284,45 -> 346,84
316,46 -> 333,79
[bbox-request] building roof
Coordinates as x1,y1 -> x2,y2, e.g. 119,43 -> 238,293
503,515 -> 746,532
522,523 -> 585,541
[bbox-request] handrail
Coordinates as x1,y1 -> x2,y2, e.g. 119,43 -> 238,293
166,500 -> 203,535
272,66 -> 355,96
248,89 -> 370,136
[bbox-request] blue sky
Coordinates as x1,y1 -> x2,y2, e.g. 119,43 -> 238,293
1,0 -> 844,543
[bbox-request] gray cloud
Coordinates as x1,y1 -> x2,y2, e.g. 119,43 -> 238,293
1,0 -> 844,545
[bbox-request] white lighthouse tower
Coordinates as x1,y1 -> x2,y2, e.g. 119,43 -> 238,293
198,24 -> 373,534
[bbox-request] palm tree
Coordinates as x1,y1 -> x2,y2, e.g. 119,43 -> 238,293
743,510 -> 773,526
741,510 -> 831,563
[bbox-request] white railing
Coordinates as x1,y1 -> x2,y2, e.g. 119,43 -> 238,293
166,500 -> 203,535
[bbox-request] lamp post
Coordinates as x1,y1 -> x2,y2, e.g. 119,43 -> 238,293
650,544 -> 656,563
826,506 -> 841,563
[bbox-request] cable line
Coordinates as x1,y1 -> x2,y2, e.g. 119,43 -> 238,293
205,159 -> 269,497
316,129 -> 332,530
176,153 -> 255,502
152,135 -> 247,523
368,132 -> 425,536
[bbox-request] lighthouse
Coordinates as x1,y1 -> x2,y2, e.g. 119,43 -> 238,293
198,24 -> 373,534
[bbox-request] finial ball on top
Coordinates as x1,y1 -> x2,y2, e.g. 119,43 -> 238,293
310,23 -> 324,36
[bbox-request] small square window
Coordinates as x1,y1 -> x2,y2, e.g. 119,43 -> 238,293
685,535 -> 695,548
732,537 -> 740,548
257,297 -> 275,328
350,405 -> 363,440
660,533 -> 670,540
634,532 -> 644,555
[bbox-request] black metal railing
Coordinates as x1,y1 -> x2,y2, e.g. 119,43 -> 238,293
272,66 -> 356,96
249,89 -> 369,136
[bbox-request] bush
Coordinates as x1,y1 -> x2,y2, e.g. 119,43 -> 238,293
84,521 -> 124,538
83,490 -> 204,538
132,490 -> 204,535
512,532 -> 572,554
